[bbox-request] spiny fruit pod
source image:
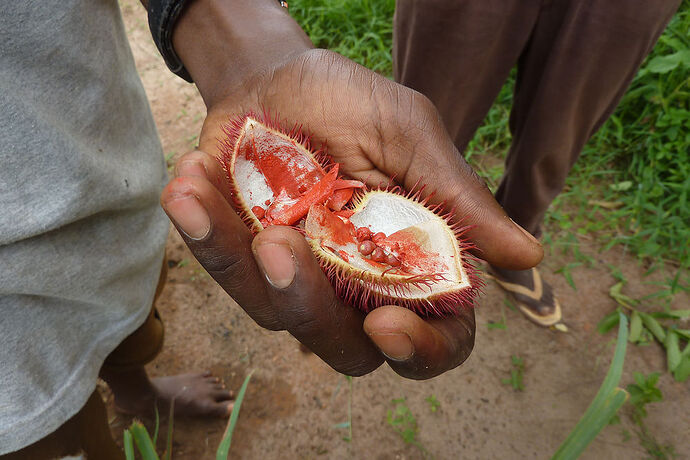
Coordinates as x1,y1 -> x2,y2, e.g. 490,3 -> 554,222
219,112 -> 482,317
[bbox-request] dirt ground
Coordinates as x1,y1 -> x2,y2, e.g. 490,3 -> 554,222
107,2 -> 690,458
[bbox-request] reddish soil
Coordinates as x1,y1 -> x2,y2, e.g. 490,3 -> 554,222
107,2 -> 690,458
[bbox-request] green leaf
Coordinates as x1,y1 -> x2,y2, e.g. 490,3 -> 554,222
130,422 -> 160,460
672,355 -> 690,382
217,371 -> 254,460
555,263 -> 581,290
639,312 -> 666,342
665,309 -> 690,319
609,181 -> 633,191
649,310 -> 690,320
646,50 -> 690,74
676,329 -> 690,342
552,312 -> 629,460
124,429 -> 135,460
665,331 -> 681,372
597,311 -> 620,334
629,311 -> 642,343
608,282 -> 637,307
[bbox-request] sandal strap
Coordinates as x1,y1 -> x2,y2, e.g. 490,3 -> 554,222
491,268 -> 543,300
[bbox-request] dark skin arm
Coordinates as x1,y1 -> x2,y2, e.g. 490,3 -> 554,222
151,0 -> 543,379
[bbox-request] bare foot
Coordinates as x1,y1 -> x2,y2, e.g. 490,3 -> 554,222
101,367 -> 234,418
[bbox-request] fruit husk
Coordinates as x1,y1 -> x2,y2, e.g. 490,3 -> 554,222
219,112 -> 482,317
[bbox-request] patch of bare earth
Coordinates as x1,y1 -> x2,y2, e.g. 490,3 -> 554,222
105,2 -> 690,458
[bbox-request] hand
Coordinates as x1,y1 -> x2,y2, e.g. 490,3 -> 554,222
160,0 -> 543,379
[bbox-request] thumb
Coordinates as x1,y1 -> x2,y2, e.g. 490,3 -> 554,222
251,226 -> 384,376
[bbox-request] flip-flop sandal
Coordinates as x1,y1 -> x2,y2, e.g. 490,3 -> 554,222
486,267 -> 562,327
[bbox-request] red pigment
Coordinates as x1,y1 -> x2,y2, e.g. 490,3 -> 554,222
271,166 -> 339,226
240,124 -> 324,199
362,257 -> 390,270
265,189 -> 298,222
326,187 -> 354,211
304,203 -> 356,246
252,206 -> 265,219
335,210 -> 355,218
333,179 -> 365,191
378,228 -> 447,274
372,232 -> 386,243
355,227 -> 373,242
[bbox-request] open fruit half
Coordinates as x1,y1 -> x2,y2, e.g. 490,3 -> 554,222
220,113 -> 481,317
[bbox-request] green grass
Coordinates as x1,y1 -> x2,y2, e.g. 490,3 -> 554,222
386,397 -> 431,456
501,355 -> 526,391
290,0 -> 690,296
290,0 -> 395,76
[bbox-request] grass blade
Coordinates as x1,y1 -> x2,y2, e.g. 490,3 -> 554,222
130,421 -> 160,460
552,312 -> 629,459
164,399 -> 175,460
217,371 -> 254,460
123,429 -> 135,460
152,405 -> 160,445
553,389 -> 629,460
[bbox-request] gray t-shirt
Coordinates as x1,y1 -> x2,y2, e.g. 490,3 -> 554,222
0,0 -> 169,453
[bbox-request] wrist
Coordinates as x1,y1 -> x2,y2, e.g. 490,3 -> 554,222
172,0 -> 313,107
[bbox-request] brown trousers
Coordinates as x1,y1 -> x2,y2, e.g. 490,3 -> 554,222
3,263 -> 167,460
394,0 -> 680,236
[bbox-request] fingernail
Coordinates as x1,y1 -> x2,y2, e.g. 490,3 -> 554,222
510,218 -> 540,245
368,332 -> 414,361
254,242 -> 296,289
164,195 -> 210,239
175,160 -> 207,178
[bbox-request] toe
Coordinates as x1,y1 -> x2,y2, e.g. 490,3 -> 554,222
212,390 -> 234,401
210,401 -> 234,417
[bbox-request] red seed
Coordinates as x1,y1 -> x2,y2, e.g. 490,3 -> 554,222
252,206 -> 266,219
371,247 -> 386,262
265,199 -> 271,206
372,232 -> 386,243
356,227 -> 373,242
385,254 -> 401,267
358,240 -> 376,256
